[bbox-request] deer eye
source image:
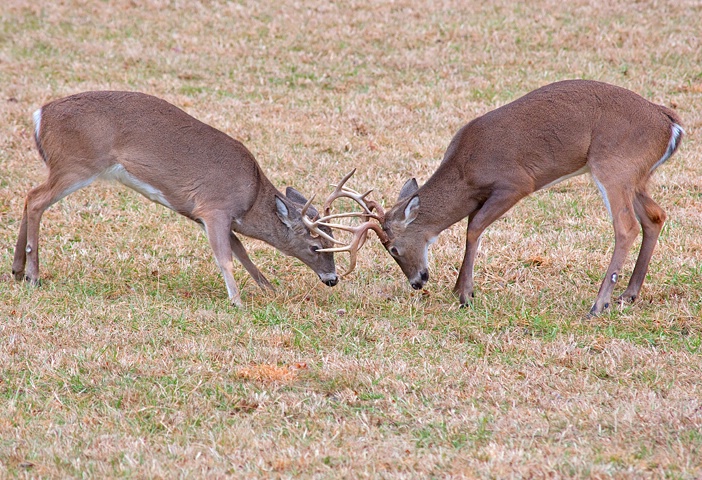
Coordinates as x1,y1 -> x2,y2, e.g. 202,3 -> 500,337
389,246 -> 399,256
310,245 -> 320,254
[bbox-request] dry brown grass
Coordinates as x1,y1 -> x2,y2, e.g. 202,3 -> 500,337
1,0 -> 701,477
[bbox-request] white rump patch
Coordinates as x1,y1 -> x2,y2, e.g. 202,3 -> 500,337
101,164 -> 174,210
649,123 -> 685,174
32,108 -> 42,139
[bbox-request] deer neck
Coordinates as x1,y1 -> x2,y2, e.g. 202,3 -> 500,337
414,163 -> 482,235
232,174 -> 285,243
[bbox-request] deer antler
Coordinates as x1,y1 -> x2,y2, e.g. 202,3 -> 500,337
302,169 -> 388,276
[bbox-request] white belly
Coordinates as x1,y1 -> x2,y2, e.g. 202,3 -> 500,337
101,164 -> 174,210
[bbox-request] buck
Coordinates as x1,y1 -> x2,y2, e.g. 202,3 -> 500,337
312,80 -> 684,315
12,91 -> 340,306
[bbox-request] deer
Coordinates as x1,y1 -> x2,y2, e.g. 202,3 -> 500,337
308,80 -> 684,316
12,91 -> 340,307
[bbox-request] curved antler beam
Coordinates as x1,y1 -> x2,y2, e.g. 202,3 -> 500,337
302,169 -> 388,276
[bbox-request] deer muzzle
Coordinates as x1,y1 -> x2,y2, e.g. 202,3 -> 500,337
319,272 -> 339,287
410,269 -> 429,290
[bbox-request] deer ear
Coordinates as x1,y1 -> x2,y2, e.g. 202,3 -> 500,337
275,195 -> 299,228
398,178 -> 419,200
399,195 -> 420,226
285,187 -> 308,205
285,187 -> 319,218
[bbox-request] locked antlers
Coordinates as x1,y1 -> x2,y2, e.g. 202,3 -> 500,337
302,169 -> 388,276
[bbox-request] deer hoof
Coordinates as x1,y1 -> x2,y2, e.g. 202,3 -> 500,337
616,294 -> 637,305
458,291 -> 474,307
588,301 -> 611,317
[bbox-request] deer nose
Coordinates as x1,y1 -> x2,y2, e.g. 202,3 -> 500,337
410,269 -> 429,290
320,273 -> 339,287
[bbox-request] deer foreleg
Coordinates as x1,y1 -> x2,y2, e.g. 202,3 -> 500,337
454,190 -> 526,306
229,232 -> 274,291
202,214 -> 243,307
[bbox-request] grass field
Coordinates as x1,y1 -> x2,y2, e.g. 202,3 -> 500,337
1,0 -> 701,477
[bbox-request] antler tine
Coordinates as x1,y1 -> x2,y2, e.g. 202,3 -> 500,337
323,169 -> 360,213
316,231 -> 367,276
302,216 -> 346,246
320,169 -> 388,224
317,221 -> 388,276
335,183 -> 386,220
342,186 -> 385,216
315,211 -> 377,225
306,169 -> 388,276
299,193 -> 350,246
301,197 -> 374,246
299,193 -> 316,219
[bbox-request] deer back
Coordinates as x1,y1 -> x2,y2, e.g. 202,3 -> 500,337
37,91 -> 266,221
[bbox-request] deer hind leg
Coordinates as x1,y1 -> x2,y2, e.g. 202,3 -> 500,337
13,172 -> 98,283
589,175 -> 640,316
618,190 -> 666,305
200,214 -> 243,307
11,202 -> 30,281
454,189 -> 526,306
229,232 -> 274,291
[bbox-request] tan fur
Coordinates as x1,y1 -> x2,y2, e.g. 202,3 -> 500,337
12,91 -> 339,306
381,80 -> 683,315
